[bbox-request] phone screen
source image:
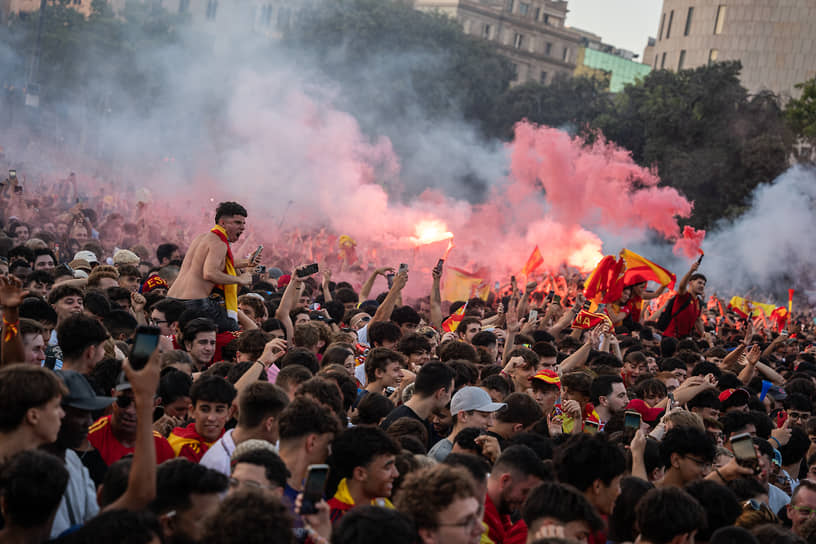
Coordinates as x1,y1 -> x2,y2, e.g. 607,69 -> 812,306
528,309 -> 538,322
583,420 -> 599,434
624,410 -> 642,430
731,433 -> 756,464
297,263 -> 319,278
130,326 -> 160,371
300,464 -> 329,515
399,263 -> 408,274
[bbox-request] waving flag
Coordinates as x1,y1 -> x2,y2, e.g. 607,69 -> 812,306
442,303 -> 468,333
522,246 -> 544,277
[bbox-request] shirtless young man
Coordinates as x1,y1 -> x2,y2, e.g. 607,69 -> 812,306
168,202 -> 259,332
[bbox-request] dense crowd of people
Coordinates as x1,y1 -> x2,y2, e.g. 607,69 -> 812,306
1,180 -> 816,544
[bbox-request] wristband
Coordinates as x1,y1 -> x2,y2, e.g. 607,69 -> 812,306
715,468 -> 726,482
770,436 -> 781,449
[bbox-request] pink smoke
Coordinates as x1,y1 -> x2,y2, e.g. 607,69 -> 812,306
672,226 -> 706,259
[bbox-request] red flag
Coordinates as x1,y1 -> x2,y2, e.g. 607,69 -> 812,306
522,246 -> 544,277
442,303 -> 468,333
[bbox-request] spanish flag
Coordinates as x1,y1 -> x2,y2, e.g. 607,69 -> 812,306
728,296 -> 776,319
442,303 -> 468,333
522,246 -> 544,277
619,249 -> 676,290
441,267 -> 489,302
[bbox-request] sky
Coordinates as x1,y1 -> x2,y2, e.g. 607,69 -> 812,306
565,0 -> 663,59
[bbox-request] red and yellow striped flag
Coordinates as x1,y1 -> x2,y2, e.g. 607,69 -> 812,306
442,303 -> 468,332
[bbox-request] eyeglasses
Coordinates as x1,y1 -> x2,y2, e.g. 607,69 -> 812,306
438,514 -> 482,529
115,395 -> 134,408
792,505 -> 816,516
151,319 -> 168,326
684,455 -> 712,470
789,411 -> 811,421
228,477 -> 277,492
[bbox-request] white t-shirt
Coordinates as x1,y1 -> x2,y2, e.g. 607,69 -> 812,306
51,449 -> 99,537
199,429 -> 237,477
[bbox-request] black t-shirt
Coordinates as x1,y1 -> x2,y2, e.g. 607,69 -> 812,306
74,447 -> 107,486
381,405 -> 441,450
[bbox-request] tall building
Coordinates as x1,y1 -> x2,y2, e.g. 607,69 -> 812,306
412,0 -> 582,85
571,27 -> 651,93
645,1 -> 816,98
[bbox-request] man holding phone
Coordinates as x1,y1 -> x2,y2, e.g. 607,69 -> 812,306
168,201 -> 260,332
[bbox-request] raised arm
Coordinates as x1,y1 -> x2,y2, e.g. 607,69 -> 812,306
104,338 -> 168,511
675,262 -> 699,296
359,267 -> 394,302
0,277 -> 27,367
430,263 -> 443,330
275,266 -> 308,340
370,270 -> 407,324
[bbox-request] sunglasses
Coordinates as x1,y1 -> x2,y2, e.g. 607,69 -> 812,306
116,395 -> 135,408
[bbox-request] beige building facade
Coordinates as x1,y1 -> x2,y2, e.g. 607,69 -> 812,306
646,0 -> 816,98
413,0 -> 582,84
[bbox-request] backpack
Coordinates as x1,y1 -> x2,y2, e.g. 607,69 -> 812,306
655,295 -> 692,333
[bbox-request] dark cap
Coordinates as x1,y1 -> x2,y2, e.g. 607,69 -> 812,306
59,371 -> 114,411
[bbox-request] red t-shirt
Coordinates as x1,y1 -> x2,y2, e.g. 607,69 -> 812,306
662,293 -> 701,338
167,422 -> 222,463
88,415 -> 176,466
624,296 -> 644,323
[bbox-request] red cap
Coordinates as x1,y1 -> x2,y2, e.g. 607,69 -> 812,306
718,388 -> 750,406
625,398 -> 664,423
277,274 -> 291,289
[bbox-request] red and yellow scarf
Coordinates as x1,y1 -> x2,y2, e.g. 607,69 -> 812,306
210,225 -> 238,319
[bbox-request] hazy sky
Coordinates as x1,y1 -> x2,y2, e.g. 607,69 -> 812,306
565,0 -> 663,59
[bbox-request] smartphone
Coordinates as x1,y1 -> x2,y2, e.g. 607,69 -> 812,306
731,432 -> 757,468
553,294 -> 562,304
547,290 -> 555,302
624,410 -> 642,430
310,303 -> 321,311
398,263 -> 408,274
528,309 -> 538,322
386,272 -> 395,288
582,299 -> 591,311
494,281 -> 500,290
510,275 -> 516,283
297,263 -> 319,278
250,245 -> 263,263
300,464 -> 329,515
130,326 -> 160,371
8,170 -> 16,179
436,259 -> 444,270
583,420 -> 600,434
13,185 -> 22,194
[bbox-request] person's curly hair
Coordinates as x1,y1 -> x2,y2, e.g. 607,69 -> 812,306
203,489 -> 293,544
394,464 -> 477,530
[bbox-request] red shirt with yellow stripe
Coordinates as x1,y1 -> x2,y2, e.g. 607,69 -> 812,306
87,415 -> 176,466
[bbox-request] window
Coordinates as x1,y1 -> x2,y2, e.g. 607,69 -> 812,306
178,0 -> 189,13
654,55 -> 658,68
562,47 -> 569,62
544,14 -> 549,25
513,33 -> 524,49
206,0 -> 218,19
507,0 -> 514,13
658,12 -> 666,40
684,7 -> 693,35
714,5 -> 726,34
483,23 -> 491,39
519,2 -> 529,16
545,42 -> 552,55
708,49 -> 719,64
678,50 -> 686,70
665,10 -> 674,38
660,52 -> 666,69
534,7 -> 540,20
511,63 -> 519,80
540,71 -> 548,84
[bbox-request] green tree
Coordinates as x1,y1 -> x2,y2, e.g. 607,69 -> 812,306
785,77 -> 816,154
285,0 -> 514,130
486,74 -> 612,140
596,62 -> 792,228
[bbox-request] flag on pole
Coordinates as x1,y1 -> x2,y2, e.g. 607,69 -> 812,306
442,303 -> 468,333
619,249 -> 676,290
522,246 -> 544,277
